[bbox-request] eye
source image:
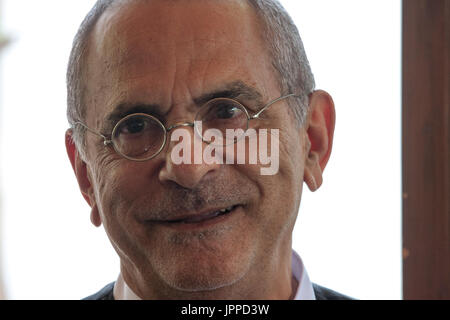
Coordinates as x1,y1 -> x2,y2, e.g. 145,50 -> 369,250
215,104 -> 241,119
196,98 -> 248,137
117,116 -> 148,135
202,100 -> 244,122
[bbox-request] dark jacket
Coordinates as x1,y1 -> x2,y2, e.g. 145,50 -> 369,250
83,282 -> 353,300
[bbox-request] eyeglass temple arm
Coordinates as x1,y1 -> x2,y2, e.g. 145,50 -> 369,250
73,122 -> 112,146
250,93 -> 300,120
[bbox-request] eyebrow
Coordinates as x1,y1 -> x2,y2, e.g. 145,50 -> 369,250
101,103 -> 164,134
101,80 -> 263,134
193,81 -> 263,106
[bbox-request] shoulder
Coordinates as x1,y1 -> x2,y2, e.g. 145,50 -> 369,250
312,283 -> 354,300
82,281 -> 353,300
82,282 -> 115,300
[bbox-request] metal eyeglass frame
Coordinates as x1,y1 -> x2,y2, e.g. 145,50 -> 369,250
74,93 -> 299,161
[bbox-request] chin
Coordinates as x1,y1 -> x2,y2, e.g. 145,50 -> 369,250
166,268 -> 244,293
150,232 -> 254,294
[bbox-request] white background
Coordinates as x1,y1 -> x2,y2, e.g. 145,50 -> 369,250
0,0 -> 401,299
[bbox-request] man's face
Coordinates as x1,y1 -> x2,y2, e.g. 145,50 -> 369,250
81,0 -> 309,296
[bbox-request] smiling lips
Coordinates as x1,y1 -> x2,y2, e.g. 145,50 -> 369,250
160,205 -> 239,224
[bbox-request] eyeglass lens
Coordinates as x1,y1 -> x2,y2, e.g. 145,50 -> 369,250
195,98 -> 248,145
112,114 -> 166,160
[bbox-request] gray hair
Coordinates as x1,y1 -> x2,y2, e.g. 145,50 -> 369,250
66,0 -> 315,155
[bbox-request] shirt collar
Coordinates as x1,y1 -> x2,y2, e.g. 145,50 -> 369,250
114,250 -> 315,300
291,250 -> 316,300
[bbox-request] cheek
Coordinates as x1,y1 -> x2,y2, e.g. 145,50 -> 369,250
91,162 -> 124,222
89,153 -> 146,222
279,128 -> 306,178
231,125 -> 305,232
261,127 -> 305,226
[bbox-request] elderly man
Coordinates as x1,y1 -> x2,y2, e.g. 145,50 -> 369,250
65,0 -> 346,300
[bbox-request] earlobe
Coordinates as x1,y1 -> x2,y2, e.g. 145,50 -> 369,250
303,90 -> 336,192
90,203 -> 102,227
304,172 -> 318,191
304,153 -> 322,192
65,130 -> 102,226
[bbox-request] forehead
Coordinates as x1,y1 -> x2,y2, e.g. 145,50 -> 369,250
94,0 -> 259,55
84,0 -> 277,124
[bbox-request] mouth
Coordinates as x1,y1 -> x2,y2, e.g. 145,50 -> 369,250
165,205 -> 240,224
148,205 -> 241,229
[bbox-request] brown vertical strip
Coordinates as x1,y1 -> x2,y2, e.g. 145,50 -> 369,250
402,0 -> 450,299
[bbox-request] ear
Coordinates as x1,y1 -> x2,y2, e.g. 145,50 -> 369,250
303,90 -> 336,192
65,129 -> 102,227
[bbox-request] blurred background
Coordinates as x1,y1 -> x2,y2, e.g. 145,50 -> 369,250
0,0 -> 402,299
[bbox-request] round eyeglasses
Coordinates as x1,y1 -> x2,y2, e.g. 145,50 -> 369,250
74,93 -> 299,161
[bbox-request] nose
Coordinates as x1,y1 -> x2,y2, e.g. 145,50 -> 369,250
158,123 -> 220,189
